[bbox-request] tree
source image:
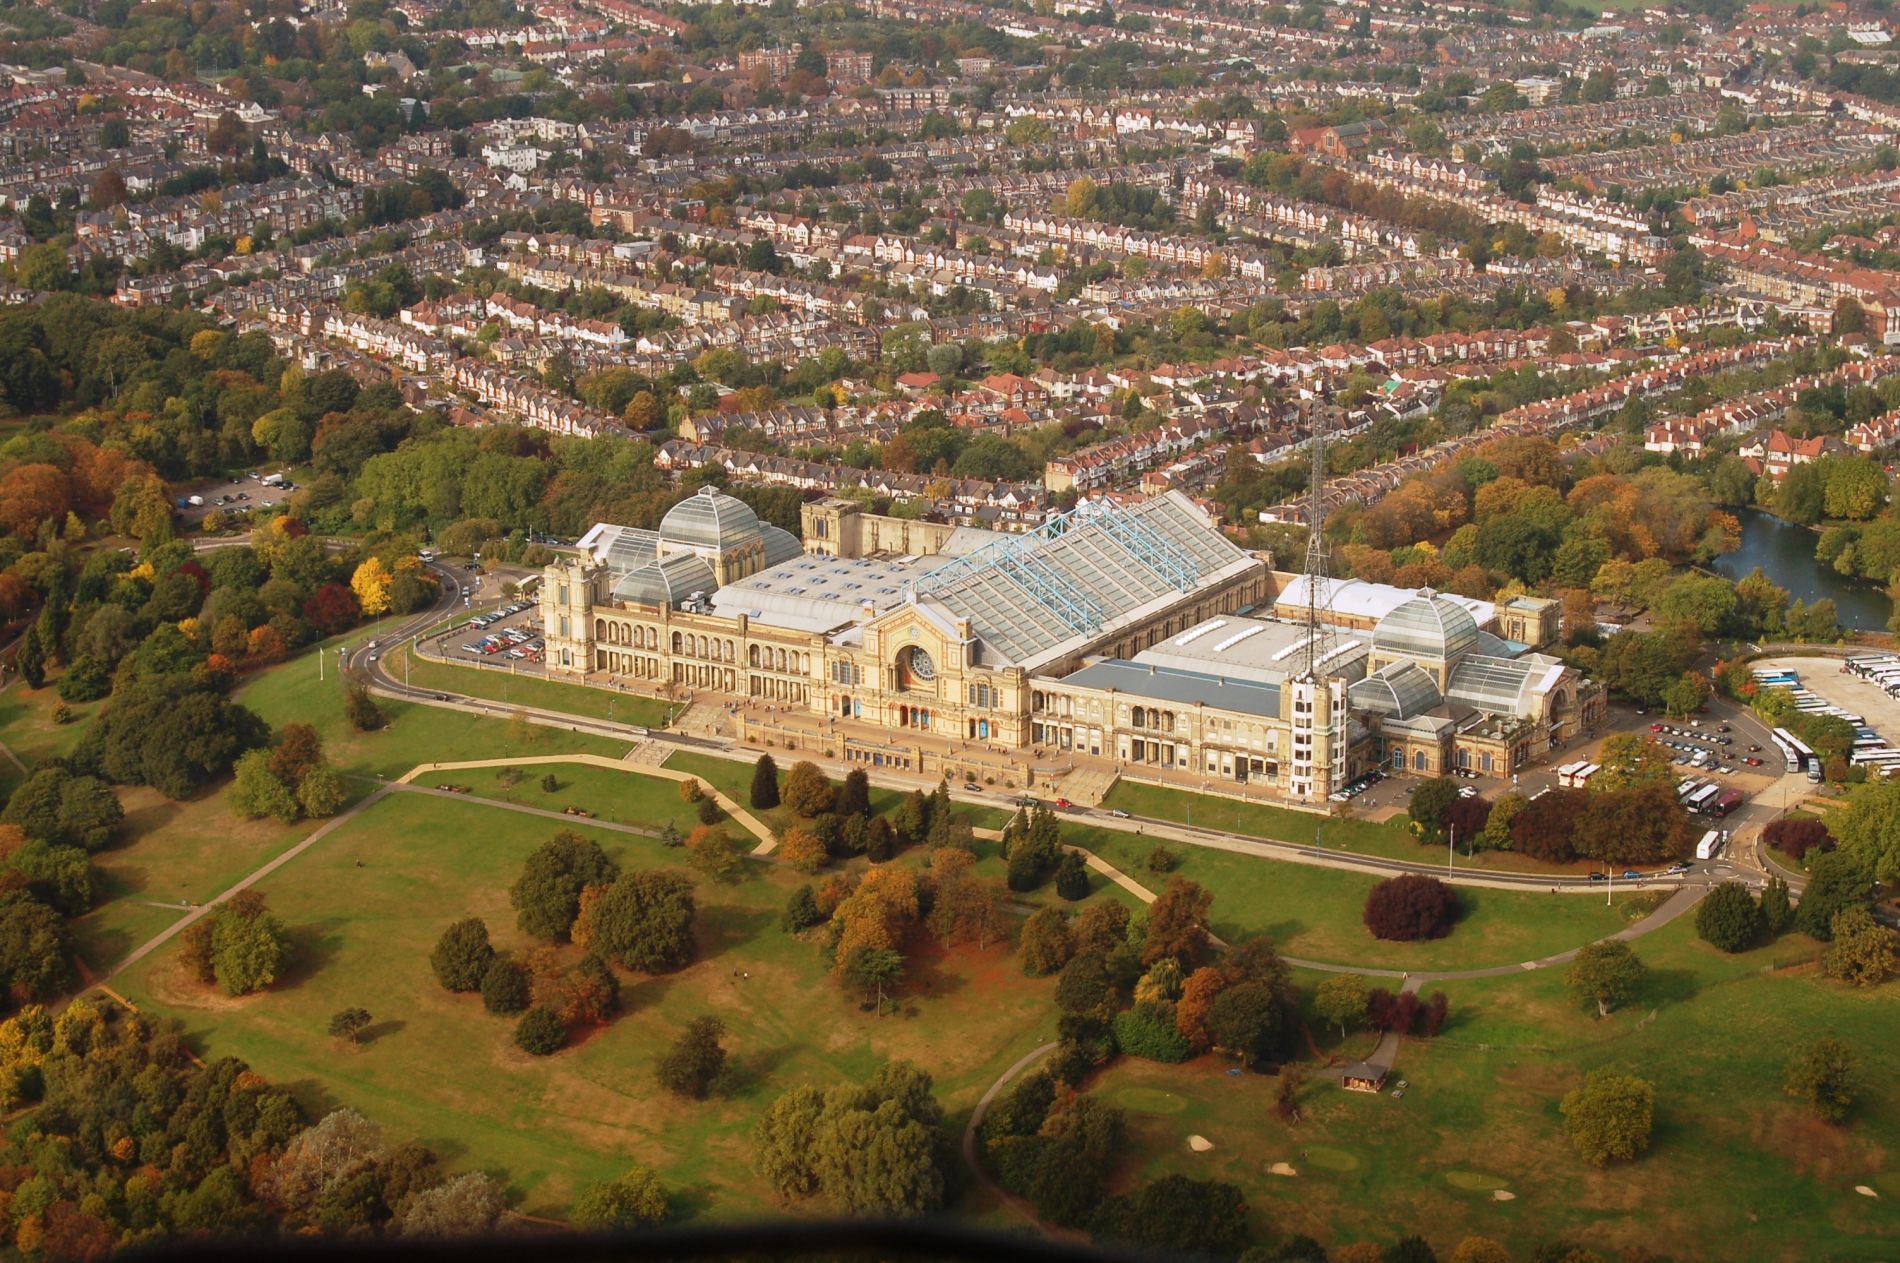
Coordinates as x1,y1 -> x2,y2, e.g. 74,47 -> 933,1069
778,825 -> 827,875
228,749 -> 301,823
574,870 -> 697,972
1560,1069 -> 1654,1165
1592,733 -> 1675,792
209,895 -> 290,996
480,956 -> 530,1015
1364,874 -> 1460,941
572,1167 -> 670,1229
510,831 -> 619,940
400,1171 -> 506,1238
15,625 -> 43,689
1797,852 -> 1874,940
1566,940 -> 1646,1018
1759,875 -> 1795,937
750,754 -> 780,809
1206,981 -> 1286,1064
327,1008 -> 372,1044
1020,907 -> 1074,976
781,761 -> 834,816
1143,876 -> 1213,966
344,684 -> 384,731
1695,882 -> 1763,953
430,918 -> 495,992
349,557 -> 394,616
513,1006 -> 566,1055
1406,776 -> 1459,843
782,884 -> 822,932
836,768 -> 871,818
1054,849 -> 1089,900
1448,1239 -> 1510,1263
656,1015 -> 727,1099
1095,1175 -> 1249,1260
1833,777 -> 1900,882
756,1063 -> 945,1216
1315,972 -> 1370,1039
1,767 -> 123,850
1784,1038 -> 1857,1123
1174,966 -> 1226,1051
1821,907 -> 1896,987
841,944 -> 905,1014
686,826 -> 744,883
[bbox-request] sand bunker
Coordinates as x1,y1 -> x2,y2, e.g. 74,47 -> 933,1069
1187,1135 -> 1214,1152
1491,1190 -> 1516,1202
1855,1185 -> 1878,1198
1268,1162 -> 1299,1177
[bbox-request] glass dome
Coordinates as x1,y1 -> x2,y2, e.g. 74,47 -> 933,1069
1372,590 -> 1480,663
658,486 -> 762,552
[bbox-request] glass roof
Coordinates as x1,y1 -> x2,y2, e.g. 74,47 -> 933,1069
1372,591 -> 1480,662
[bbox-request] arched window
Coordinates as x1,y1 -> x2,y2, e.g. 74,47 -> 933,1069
671,632 -> 682,654
1413,750 -> 1428,771
749,644 -> 760,667
593,619 -> 605,639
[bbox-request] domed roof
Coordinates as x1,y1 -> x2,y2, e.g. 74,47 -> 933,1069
610,553 -> 717,607
659,486 -> 761,552
1372,590 -> 1479,663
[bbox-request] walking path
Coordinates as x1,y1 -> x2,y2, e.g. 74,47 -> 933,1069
102,785 -> 395,982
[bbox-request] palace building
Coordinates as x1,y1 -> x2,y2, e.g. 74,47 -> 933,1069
538,488 -> 1602,803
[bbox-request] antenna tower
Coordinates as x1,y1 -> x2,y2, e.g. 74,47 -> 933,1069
1300,415 -> 1335,680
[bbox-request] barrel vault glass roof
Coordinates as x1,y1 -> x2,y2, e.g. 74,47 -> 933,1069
1348,661 -> 1443,719
1446,655 -> 1549,718
916,493 -> 1257,669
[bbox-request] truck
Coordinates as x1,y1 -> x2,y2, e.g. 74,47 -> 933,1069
261,472 -> 286,487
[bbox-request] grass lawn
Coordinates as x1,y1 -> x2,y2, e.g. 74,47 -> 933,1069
393,644 -> 670,728
1099,780 -> 1594,876
112,790 -> 1068,1219
1089,914 -> 1897,1262
0,678 -> 102,799
1070,826 -> 1640,972
458,763 -> 708,838
663,750 -> 1011,836
239,645 -> 633,782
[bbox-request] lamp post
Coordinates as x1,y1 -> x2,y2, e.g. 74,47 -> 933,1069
1448,824 -> 1455,877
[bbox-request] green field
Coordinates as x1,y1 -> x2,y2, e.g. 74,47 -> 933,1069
239,647 -> 633,781
113,791 -> 1068,1218
1071,826 -> 1642,972
1100,780 -> 1593,876
395,644 -> 671,728
1090,915 -> 1898,1262
663,750 -> 1015,836
0,677 -> 102,800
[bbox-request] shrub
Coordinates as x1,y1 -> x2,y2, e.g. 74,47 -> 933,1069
678,778 -> 703,803
1763,816 -> 1833,862
749,754 -> 780,809
1054,850 -> 1090,900
778,887 -> 820,937
1695,881 -> 1764,953
1111,1002 -> 1192,1063
513,1006 -> 567,1055
343,684 -> 384,731
480,957 -> 531,1015
695,795 -> 722,826
1144,844 -> 1178,874
1363,874 -> 1460,941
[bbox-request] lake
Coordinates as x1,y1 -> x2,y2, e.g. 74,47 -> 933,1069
1712,507 -> 1893,632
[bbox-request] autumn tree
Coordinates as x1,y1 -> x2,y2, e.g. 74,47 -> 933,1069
777,825 -> 827,875
510,831 -> 618,940
1142,876 -> 1213,966
1019,907 -> 1074,977
781,761 -> 834,817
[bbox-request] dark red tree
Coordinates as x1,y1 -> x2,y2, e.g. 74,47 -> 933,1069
1363,874 -> 1461,941
302,582 -> 360,635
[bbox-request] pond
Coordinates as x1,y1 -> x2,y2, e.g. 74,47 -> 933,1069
1712,507 -> 1893,631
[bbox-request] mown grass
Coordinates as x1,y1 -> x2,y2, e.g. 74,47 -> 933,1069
1099,780 -> 1595,875
1086,915 -> 1898,1262
394,644 -> 670,728
112,791 -> 1068,1219
1069,826 -> 1641,972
